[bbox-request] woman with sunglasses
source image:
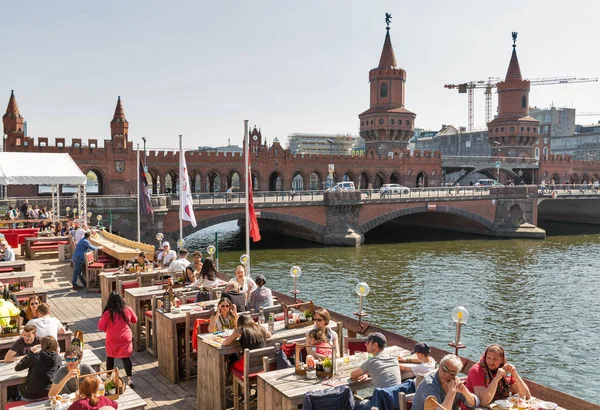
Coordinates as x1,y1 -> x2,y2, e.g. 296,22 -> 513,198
305,308 -> 339,359
0,280 -> 20,306
19,295 -> 41,326
463,344 -> 530,407
207,297 -> 238,333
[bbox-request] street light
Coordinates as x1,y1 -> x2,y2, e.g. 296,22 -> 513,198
448,306 -> 469,356
326,138 -> 334,189
354,282 -> 370,324
289,266 -> 302,302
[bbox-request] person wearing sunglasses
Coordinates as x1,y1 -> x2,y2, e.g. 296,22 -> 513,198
305,308 -> 340,359
208,297 -> 239,333
463,344 -> 530,407
4,324 -> 41,363
412,354 -> 479,410
48,345 -> 95,397
0,280 -> 20,306
0,240 -> 15,262
19,295 -> 41,326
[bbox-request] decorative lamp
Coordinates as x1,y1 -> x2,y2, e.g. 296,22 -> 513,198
87,211 -> 92,219
207,245 -> 216,257
289,266 -> 302,302
65,206 -> 71,217
73,208 -> 78,215
156,232 -> 164,249
96,215 -> 102,227
177,238 -> 185,249
354,282 -> 370,324
448,306 -> 469,356
240,254 -> 249,266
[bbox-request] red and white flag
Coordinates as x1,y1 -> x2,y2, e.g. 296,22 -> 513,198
179,152 -> 197,227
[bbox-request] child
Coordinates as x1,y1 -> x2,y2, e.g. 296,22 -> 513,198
308,328 -> 332,359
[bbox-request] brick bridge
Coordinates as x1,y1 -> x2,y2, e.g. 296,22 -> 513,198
74,186 -> 545,246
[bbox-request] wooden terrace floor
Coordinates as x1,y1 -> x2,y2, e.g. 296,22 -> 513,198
22,252 -> 199,410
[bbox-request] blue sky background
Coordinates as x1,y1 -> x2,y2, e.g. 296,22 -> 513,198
2,0 -> 599,149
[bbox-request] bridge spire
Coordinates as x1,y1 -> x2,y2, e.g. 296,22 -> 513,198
3,90 -> 25,137
110,95 -> 129,147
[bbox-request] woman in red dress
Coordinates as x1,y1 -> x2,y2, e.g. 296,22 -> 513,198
98,292 -> 137,388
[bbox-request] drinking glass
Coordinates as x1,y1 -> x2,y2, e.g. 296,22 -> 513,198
354,351 -> 362,364
215,290 -> 222,300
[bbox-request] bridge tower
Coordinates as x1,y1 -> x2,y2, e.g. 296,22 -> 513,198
110,96 -> 129,150
359,16 -> 416,156
2,90 -> 25,148
249,125 -> 263,154
487,33 -> 539,158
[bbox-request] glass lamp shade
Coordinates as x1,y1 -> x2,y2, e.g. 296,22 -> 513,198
289,266 -> 302,278
356,282 -> 370,297
156,233 -> 164,241
73,208 -> 78,214
96,215 -> 102,221
177,239 -> 185,248
87,212 -> 92,218
240,254 -> 249,265
207,245 -> 216,255
65,206 -> 71,212
452,306 -> 469,324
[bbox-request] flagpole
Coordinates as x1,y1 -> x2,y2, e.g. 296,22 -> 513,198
244,120 -> 250,277
136,143 -> 141,242
179,134 -> 183,245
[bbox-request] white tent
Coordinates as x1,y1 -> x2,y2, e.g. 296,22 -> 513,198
0,152 -> 88,223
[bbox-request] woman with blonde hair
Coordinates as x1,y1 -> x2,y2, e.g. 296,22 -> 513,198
19,295 -> 41,326
67,376 -> 118,410
228,265 -> 256,296
207,297 -> 238,332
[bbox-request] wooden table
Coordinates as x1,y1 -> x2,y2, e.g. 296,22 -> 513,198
22,236 -> 69,258
0,330 -> 73,358
124,285 -> 165,352
0,347 -> 101,409
156,300 -> 219,383
13,287 -> 48,306
0,272 -> 35,289
0,260 -> 26,272
256,346 -> 406,410
196,320 -> 339,410
89,231 -> 154,263
10,387 -> 147,410
99,270 -> 166,309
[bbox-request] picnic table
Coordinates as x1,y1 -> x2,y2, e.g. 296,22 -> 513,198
0,272 -> 35,289
22,236 -> 69,259
99,269 -> 167,309
196,320 -> 340,410
256,345 -> 407,410
9,387 -> 147,410
0,261 -> 26,272
13,287 -> 48,306
124,285 -> 165,352
0,330 -> 73,359
0,347 -> 101,409
157,300 -> 219,383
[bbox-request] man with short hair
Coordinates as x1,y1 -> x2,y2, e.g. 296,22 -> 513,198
168,248 -> 190,273
71,231 -> 101,289
73,224 -> 87,244
48,345 -> 95,396
28,303 -> 65,340
4,324 -> 41,362
412,354 -> 479,410
0,241 -> 15,262
222,281 -> 246,313
157,242 -> 177,267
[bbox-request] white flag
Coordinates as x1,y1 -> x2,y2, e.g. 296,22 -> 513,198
179,152 -> 197,227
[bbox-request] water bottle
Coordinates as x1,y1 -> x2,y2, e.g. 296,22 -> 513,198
504,371 -> 512,384
268,313 -> 275,334
98,383 -> 105,396
258,308 -> 265,325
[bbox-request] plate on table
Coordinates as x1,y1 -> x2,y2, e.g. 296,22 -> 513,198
494,399 -> 513,409
180,305 -> 193,311
538,402 -> 558,410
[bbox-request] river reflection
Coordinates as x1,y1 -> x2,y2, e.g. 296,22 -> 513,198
185,222 -> 600,404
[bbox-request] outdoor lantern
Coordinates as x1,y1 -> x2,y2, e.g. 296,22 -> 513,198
156,232 -> 164,249
73,208 -> 78,215
207,245 -> 216,257
177,238 -> 185,249
449,306 -> 469,356
96,215 -> 102,227
354,282 -> 370,324
65,206 -> 71,217
240,254 -> 249,266
289,266 -> 302,302
87,211 -> 92,218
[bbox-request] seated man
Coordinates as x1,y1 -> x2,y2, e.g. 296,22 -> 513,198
412,354 -> 479,410
0,240 -> 15,261
398,341 -> 437,377
221,281 -> 247,313
0,281 -> 20,306
168,248 -> 191,273
28,303 -> 66,340
48,345 -> 96,396
157,242 -> 177,267
4,324 -> 41,362
0,297 -> 21,331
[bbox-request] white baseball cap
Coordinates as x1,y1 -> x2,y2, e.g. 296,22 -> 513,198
162,241 -> 170,248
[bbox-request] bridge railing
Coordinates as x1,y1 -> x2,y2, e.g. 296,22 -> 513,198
538,183 -> 600,196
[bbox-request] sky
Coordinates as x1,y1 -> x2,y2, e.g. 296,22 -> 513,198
2,0 -> 600,150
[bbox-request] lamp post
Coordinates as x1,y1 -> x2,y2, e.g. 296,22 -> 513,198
65,206 -> 71,218
289,266 -> 302,302
156,232 -> 164,250
96,215 -> 102,228
354,282 -> 370,324
448,306 -> 469,356
207,245 -> 216,261
86,211 -> 92,225
326,138 -> 334,189
177,238 -> 185,250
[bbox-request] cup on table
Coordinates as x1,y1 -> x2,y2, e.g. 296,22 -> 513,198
215,290 -> 222,300
343,349 -> 351,366
292,312 -> 300,323
354,351 -> 362,364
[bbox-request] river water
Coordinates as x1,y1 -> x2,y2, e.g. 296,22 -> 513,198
185,221 -> 600,404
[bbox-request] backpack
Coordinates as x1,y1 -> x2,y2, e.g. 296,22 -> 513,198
72,330 -> 84,349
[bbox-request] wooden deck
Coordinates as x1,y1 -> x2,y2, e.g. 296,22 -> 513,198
21,251 -> 199,410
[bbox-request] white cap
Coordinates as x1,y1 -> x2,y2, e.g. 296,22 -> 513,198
162,241 -> 170,247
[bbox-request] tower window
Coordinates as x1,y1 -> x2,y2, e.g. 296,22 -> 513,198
522,95 -> 527,108
380,83 -> 388,98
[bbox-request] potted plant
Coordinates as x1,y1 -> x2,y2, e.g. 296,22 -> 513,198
303,310 -> 313,322
104,379 -> 116,395
322,357 -> 332,373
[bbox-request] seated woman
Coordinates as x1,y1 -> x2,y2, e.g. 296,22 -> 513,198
126,251 -> 150,270
398,342 -> 437,377
190,258 -> 220,289
184,266 -> 196,284
464,344 -> 531,407
15,335 -> 62,400
222,313 -> 272,372
248,274 -> 273,313
228,265 -> 256,297
305,308 -> 339,360
67,375 -> 118,410
207,297 -> 238,333
307,328 -> 332,358
20,295 -> 42,326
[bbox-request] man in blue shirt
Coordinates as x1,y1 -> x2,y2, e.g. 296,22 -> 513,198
71,231 -> 102,290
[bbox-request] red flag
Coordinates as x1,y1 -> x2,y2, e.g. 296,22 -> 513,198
247,165 -> 261,242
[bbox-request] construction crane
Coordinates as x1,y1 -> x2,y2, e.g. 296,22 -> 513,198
445,76 -> 599,131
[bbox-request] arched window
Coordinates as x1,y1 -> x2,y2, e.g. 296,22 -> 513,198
522,95 -> 527,108
292,174 -> 304,190
380,83 -> 388,98
194,174 -> 201,193
535,147 -> 540,159
309,172 -> 320,190
543,147 -> 548,160
85,170 -> 101,194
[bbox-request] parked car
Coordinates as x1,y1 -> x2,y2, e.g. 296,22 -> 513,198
475,179 -> 504,187
381,184 -> 410,195
332,181 -> 356,191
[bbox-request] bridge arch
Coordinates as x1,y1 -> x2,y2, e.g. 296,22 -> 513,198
164,170 -> 179,194
309,171 -> 322,190
206,170 -> 222,192
416,171 -> 428,187
268,171 -> 284,191
147,169 -> 162,194
582,173 -> 591,184
570,173 -> 581,184
84,168 -> 104,195
193,172 -> 202,193
251,171 -> 262,191
342,170 -> 356,183
227,170 -> 241,191
373,172 -> 386,188
291,170 -> 307,191
389,171 -> 401,184
551,173 -> 560,184
360,205 -> 494,234
358,171 -> 371,189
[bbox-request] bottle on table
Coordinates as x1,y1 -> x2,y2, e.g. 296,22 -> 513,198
268,313 -> 275,334
98,383 -> 105,396
258,308 -> 265,325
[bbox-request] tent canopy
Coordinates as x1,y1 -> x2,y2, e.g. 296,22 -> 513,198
0,152 -> 87,186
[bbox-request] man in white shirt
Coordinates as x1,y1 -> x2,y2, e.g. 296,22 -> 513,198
27,303 -> 65,340
158,242 -> 177,267
73,224 -> 87,244
168,248 -> 190,273
0,241 -> 15,261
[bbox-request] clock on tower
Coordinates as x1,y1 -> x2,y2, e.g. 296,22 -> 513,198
249,126 -> 262,153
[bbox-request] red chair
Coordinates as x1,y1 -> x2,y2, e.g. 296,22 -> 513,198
346,337 -> 368,355
84,251 -> 104,288
116,278 -> 141,297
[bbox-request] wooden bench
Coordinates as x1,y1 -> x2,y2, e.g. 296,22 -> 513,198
27,241 -> 68,259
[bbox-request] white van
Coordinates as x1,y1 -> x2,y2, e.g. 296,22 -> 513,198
332,181 -> 356,191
